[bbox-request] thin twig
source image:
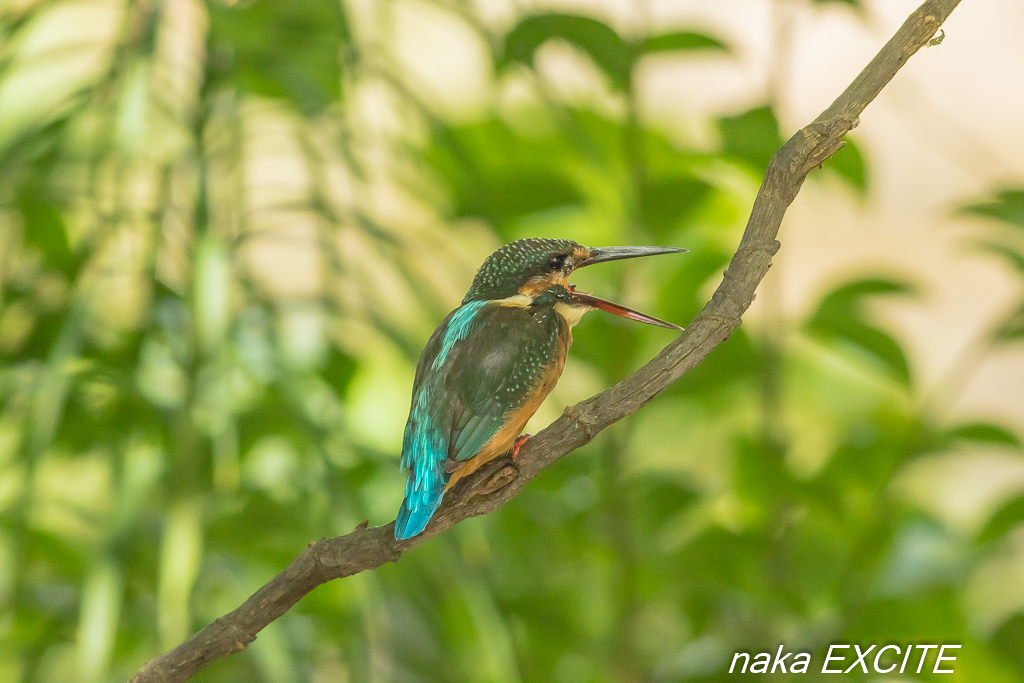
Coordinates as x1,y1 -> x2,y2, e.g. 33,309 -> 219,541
128,1 -> 961,680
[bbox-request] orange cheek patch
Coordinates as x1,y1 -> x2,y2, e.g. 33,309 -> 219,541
519,272 -> 568,297
571,246 -> 591,267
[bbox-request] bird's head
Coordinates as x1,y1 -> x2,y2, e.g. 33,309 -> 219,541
462,238 -> 686,330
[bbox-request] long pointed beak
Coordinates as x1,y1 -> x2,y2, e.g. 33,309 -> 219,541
568,244 -> 686,330
577,245 -> 688,268
571,291 -> 682,330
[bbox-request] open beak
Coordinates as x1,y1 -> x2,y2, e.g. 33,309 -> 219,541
569,245 -> 687,331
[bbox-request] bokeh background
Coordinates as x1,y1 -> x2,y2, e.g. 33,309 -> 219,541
2,0 -> 1024,680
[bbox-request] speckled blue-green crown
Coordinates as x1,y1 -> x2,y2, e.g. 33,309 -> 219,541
463,238 -> 580,303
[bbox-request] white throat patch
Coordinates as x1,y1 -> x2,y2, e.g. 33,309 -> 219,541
554,302 -> 589,328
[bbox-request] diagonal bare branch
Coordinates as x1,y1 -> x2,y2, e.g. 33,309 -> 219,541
129,1 -> 962,680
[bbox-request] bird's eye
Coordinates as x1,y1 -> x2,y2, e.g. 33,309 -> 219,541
547,256 -> 565,270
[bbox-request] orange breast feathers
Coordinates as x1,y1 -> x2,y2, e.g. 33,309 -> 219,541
445,320 -> 573,490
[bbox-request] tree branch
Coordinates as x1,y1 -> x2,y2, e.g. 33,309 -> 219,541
129,1 -> 961,680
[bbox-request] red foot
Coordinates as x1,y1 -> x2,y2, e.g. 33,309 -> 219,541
511,434 -> 532,464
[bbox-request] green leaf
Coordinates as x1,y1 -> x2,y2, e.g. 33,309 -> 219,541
426,119 -> 585,230
322,346 -> 358,396
840,325 -> 912,385
991,613 -> 1024,669
805,278 -> 916,385
633,475 -> 699,532
960,189 -> 1024,230
992,301 -> 1024,344
946,422 -> 1021,447
968,240 -> 1024,275
639,32 -> 728,55
814,0 -> 863,7
500,13 -> 632,90
639,175 -> 713,238
207,0 -> 350,113
824,138 -> 868,193
718,105 -> 783,173
812,278 -> 914,309
977,494 -> 1024,543
19,189 -> 77,278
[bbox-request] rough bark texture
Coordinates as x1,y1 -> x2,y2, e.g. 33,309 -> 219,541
129,1 -> 962,680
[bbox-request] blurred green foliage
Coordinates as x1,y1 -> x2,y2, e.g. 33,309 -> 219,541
207,0 -> 351,113
499,12 -> 726,91
0,2 -> 1022,683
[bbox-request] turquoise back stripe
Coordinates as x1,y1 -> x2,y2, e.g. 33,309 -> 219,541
433,300 -> 486,370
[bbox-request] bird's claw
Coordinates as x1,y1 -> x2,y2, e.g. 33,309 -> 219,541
511,434 -> 531,464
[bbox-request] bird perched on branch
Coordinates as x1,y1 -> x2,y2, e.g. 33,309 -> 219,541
395,238 -> 686,540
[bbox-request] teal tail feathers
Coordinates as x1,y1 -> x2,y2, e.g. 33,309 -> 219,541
395,474 -> 445,540
396,386 -> 451,540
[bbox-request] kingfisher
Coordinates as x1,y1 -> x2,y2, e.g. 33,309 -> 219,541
395,238 -> 686,540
